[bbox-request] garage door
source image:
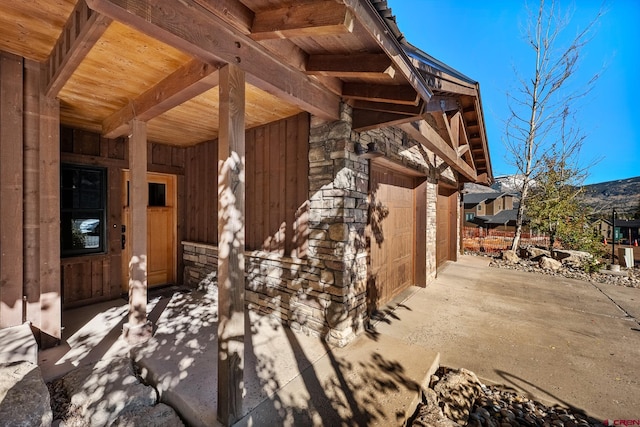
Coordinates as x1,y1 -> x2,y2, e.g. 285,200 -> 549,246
436,187 -> 458,268
369,165 -> 416,308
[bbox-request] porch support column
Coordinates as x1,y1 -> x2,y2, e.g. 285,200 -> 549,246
123,119 -> 152,344
217,63 -> 246,426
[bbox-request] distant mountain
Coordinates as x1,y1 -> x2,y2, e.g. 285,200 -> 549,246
491,175 -> 526,194
462,175 -> 525,195
580,176 -> 640,217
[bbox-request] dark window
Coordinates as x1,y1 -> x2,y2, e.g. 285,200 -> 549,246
465,213 -> 475,221
148,182 -> 166,206
61,164 -> 107,257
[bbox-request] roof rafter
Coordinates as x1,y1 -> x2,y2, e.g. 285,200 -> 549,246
399,120 -> 477,182
341,0 -> 432,102
348,99 -> 424,116
352,109 -> 423,132
45,0 -> 112,97
86,0 -> 340,121
103,59 -> 221,138
342,83 -> 419,105
306,54 -> 395,78
250,1 -> 354,41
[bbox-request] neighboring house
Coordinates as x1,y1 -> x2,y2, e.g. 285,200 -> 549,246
464,192 -> 518,230
593,219 -> 640,244
0,1 -> 492,422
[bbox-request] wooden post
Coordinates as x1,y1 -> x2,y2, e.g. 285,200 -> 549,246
0,52 -> 24,328
217,63 -> 246,426
123,119 -> 152,344
39,92 -> 62,347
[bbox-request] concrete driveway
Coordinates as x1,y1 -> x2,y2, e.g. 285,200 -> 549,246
374,255 -> 640,421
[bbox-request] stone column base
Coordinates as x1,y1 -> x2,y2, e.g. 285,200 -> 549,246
122,321 -> 153,345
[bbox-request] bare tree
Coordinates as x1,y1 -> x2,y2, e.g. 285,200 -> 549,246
505,0 -> 604,251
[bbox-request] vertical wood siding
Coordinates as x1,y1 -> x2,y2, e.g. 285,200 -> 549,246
184,113 -> 309,258
0,52 -> 24,327
246,113 -> 309,257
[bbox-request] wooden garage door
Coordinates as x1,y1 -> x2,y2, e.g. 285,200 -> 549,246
436,187 -> 458,268
369,166 -> 416,308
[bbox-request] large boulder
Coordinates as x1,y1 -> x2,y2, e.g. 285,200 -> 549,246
539,256 -> 562,271
112,403 -> 184,427
0,361 -> 53,427
433,368 -> 483,425
62,357 -> 157,426
522,246 -> 551,261
411,388 -> 458,427
501,250 -> 520,264
553,249 -> 592,267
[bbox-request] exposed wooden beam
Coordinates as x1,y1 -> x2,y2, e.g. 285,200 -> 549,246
217,63 -> 245,426
86,0 -> 340,120
251,1 -> 354,41
103,59 -> 220,138
424,95 -> 459,113
306,54 -> 395,78
348,99 -> 424,116
342,0 -> 432,101
45,0 -> 112,97
342,83 -> 419,105
457,145 -> 470,156
193,1 -> 342,95
399,120 -> 477,182
352,109 -> 423,132
443,112 -> 459,150
193,0 -> 254,34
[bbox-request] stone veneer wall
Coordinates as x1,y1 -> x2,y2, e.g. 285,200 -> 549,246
182,104 -> 459,346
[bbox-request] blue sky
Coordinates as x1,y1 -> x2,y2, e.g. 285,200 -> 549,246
388,0 -> 639,184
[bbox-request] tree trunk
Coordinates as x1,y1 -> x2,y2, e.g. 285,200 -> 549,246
510,182 -> 530,251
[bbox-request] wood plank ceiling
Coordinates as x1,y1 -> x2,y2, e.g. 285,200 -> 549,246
0,0 -> 491,180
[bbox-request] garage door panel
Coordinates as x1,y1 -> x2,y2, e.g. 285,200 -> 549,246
369,166 -> 416,309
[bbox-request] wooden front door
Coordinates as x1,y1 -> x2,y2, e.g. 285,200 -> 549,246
121,171 -> 176,291
369,165 -> 416,309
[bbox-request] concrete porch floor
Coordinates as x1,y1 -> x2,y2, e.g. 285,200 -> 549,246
37,254 -> 639,425
38,286 -> 439,427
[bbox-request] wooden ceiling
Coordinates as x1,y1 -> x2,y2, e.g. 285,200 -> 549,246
0,0 -> 491,180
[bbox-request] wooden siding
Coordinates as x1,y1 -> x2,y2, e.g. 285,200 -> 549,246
60,126 -> 185,307
184,138 -> 218,244
246,113 -> 310,256
0,52 -> 24,327
185,113 -> 310,257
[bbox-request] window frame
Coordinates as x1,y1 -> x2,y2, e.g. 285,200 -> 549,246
60,163 -> 108,257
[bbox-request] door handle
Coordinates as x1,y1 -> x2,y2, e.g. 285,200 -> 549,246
121,234 -> 126,250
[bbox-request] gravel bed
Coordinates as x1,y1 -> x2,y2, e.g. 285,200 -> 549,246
411,367 -> 604,427
465,252 -> 640,288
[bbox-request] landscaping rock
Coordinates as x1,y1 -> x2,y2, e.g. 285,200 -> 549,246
61,357 -> 157,426
112,403 -> 184,427
411,388 -> 457,427
553,249 -> 592,267
433,368 -> 483,425
539,256 -> 562,271
0,361 -> 53,427
523,246 -> 550,260
412,367 -> 603,427
501,250 -> 520,264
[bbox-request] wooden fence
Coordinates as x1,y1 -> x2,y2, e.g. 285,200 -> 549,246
463,227 -> 550,253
